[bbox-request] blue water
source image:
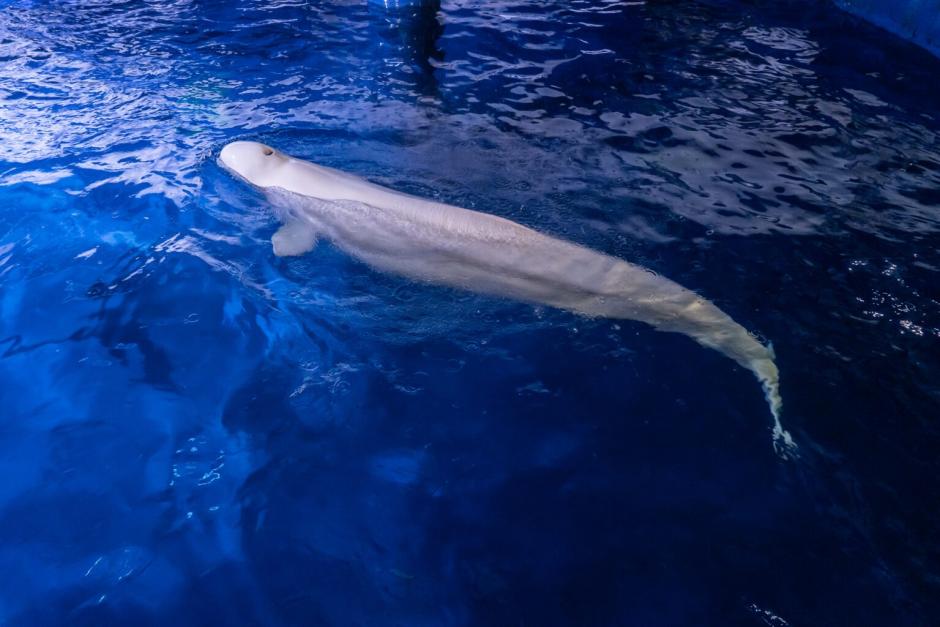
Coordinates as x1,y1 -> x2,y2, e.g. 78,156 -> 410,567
834,0 -> 940,58
1,0 -> 939,624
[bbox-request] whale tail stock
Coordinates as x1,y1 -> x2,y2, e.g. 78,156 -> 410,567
575,266 -> 797,457
663,308 -> 795,457
674,316 -> 796,457
662,325 -> 795,457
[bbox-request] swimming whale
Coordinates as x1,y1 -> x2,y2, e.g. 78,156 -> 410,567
219,140 -> 795,453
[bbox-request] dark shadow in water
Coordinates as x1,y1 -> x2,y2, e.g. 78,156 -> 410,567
369,0 -> 444,95
0,276 -> 177,393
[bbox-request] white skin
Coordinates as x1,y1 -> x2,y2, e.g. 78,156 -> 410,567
219,140 -> 794,453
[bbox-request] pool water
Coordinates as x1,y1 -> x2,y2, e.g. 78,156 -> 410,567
1,0 -> 939,624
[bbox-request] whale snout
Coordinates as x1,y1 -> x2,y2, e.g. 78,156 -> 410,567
219,140 -> 281,187
219,140 -> 271,166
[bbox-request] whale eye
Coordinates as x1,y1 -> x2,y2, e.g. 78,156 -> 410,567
263,148 -> 274,156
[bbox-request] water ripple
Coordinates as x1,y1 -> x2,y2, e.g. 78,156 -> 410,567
1,0 -> 940,625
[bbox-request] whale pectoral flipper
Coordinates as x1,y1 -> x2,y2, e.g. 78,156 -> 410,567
272,219 -> 318,257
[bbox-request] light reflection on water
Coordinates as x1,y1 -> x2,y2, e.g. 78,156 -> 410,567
0,0 -> 939,625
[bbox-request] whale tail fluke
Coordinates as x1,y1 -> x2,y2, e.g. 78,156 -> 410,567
751,356 -> 797,458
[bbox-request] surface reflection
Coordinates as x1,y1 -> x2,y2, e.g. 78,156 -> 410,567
0,0 -> 939,625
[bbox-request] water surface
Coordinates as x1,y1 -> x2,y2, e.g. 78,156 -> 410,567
0,0 -> 939,624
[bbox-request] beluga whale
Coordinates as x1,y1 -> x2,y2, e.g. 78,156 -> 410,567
219,140 -> 795,454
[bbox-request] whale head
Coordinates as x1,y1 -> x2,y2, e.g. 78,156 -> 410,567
220,141 -> 373,202
219,141 -> 289,188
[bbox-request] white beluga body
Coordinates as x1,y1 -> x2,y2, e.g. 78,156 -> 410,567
219,140 -> 794,453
